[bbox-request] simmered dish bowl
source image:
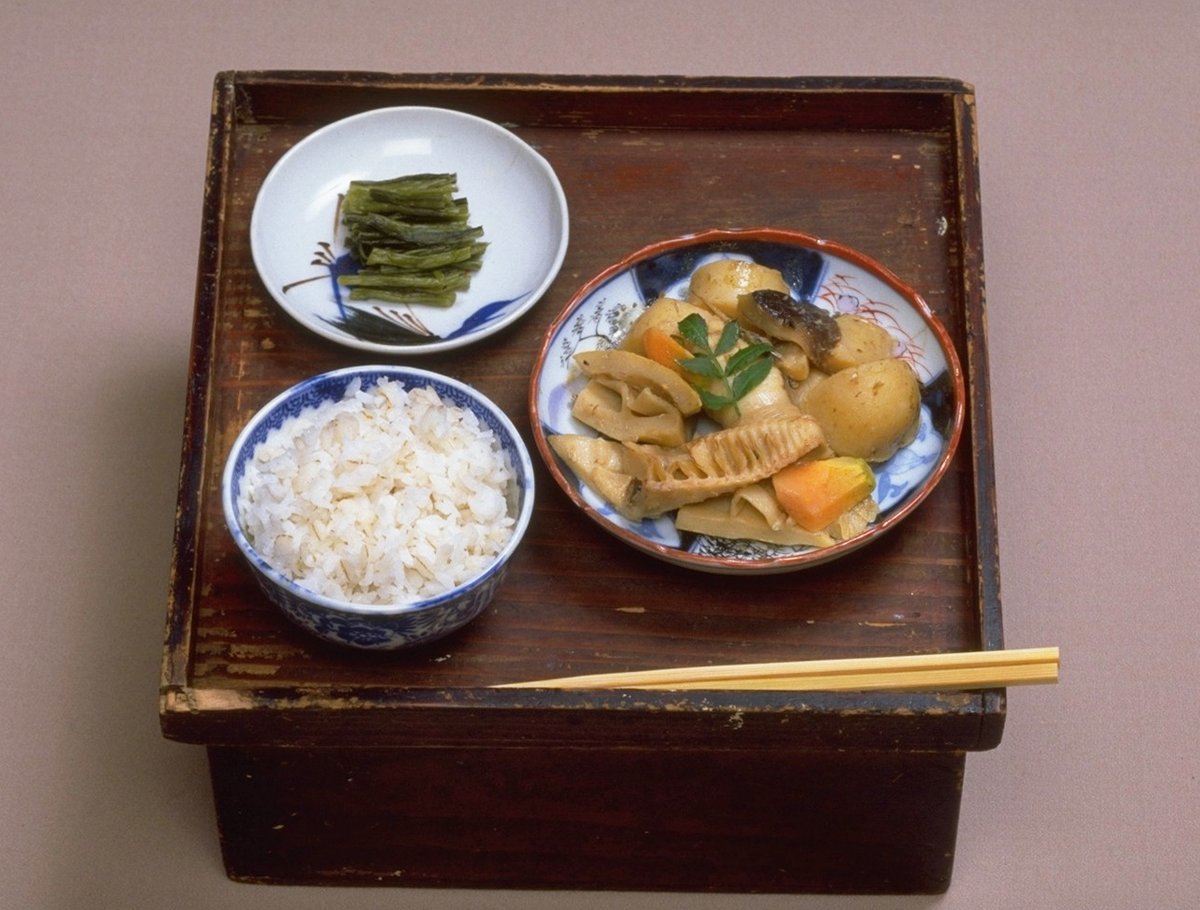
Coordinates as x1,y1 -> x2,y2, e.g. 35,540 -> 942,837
223,365 -> 535,649
530,227 -> 965,574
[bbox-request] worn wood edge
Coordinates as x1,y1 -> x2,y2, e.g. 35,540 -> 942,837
221,69 -> 976,95
159,74 -> 234,705
933,89 -> 1004,748
219,70 -> 975,132
160,682 -> 1001,751
947,89 -> 1007,749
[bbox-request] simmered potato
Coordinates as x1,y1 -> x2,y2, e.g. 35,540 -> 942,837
620,296 -> 714,354
818,315 -> 898,372
800,358 -> 921,461
786,367 -> 829,409
687,259 -> 790,319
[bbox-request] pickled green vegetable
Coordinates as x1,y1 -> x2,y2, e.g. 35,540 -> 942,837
337,173 -> 486,306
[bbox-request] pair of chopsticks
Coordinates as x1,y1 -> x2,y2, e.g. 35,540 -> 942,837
493,647 -> 1059,692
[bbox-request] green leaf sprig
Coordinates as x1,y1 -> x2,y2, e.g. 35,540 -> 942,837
675,313 -> 774,415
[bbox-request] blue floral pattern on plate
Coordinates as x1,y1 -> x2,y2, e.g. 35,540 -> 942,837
281,241 -> 539,348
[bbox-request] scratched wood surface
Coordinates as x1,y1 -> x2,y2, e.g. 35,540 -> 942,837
160,73 -> 1001,750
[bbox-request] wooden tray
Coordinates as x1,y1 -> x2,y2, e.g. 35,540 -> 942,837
159,72 -> 1001,892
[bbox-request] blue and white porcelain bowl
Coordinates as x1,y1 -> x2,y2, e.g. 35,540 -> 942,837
222,366 -> 535,650
250,106 -> 569,355
530,227 -> 965,574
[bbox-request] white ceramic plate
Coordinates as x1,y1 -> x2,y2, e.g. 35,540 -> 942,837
530,228 -> 965,574
250,106 -> 569,354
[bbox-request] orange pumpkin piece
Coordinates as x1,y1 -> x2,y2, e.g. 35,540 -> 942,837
641,326 -> 693,376
772,457 -> 876,533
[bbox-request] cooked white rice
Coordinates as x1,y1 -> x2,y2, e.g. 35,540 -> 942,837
237,378 -> 517,605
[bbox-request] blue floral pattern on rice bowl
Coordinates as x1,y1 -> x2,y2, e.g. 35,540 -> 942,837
222,365 -> 535,650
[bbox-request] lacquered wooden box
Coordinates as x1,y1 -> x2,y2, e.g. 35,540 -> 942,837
160,71 -> 1003,893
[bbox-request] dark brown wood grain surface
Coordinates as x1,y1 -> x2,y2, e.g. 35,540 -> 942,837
160,72 -> 1002,754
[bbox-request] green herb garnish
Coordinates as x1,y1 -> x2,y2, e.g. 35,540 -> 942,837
675,313 -> 774,415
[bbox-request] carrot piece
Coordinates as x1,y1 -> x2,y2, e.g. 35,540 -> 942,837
641,326 -> 693,375
772,457 -> 875,532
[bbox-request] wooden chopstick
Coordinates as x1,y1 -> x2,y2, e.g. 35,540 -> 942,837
492,647 -> 1059,692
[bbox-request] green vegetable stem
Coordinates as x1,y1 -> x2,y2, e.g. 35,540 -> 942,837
337,173 -> 486,306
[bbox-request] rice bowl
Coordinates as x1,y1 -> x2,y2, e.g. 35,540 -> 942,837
237,378 -> 516,604
222,366 -> 535,650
